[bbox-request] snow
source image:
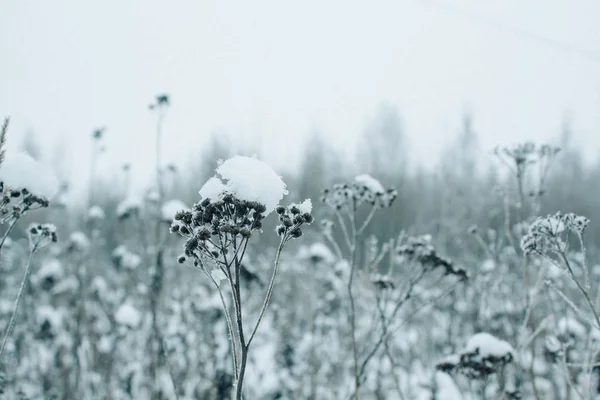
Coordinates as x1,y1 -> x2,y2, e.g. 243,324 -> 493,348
298,242 -> 335,264
291,198 -> 313,214
0,152 -> 59,199
465,332 -> 514,358
199,155 -> 288,215
435,371 -> 462,400
112,245 -> 142,269
34,259 -> 63,282
116,195 -> 143,218
198,177 -> 227,200
98,336 -> 113,354
115,303 -> 142,328
355,174 -> 385,194
51,275 -> 79,294
87,205 -> 105,220
161,199 -> 189,221
557,317 -> 587,338
210,269 -> 227,285
69,231 -> 91,252
36,305 -> 62,330
146,190 -> 160,203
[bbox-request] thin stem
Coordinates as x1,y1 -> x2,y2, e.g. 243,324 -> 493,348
559,251 -> 600,329
0,217 -> 19,263
247,235 -> 286,348
0,243 -> 39,363
201,259 -> 239,380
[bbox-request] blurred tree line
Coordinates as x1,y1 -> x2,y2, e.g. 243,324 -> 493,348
18,105 -> 600,261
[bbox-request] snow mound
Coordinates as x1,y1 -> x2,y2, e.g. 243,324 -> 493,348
161,199 -> 189,221
557,317 -> 586,338
36,305 -> 63,331
115,303 -> 142,328
299,243 -> 335,264
112,245 -> 142,269
434,371 -> 462,400
465,332 -> 514,358
355,174 -> 385,194
68,231 -> 90,252
87,205 -> 105,221
199,155 -> 288,215
35,259 -> 63,280
117,195 -> 143,218
0,152 -> 59,199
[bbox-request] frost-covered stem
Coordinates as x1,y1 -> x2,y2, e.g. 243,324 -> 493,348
73,253 -> 88,396
88,136 -> 98,207
0,217 -> 19,262
546,281 -> 591,324
357,206 -> 378,236
336,210 -> 353,251
577,233 -> 591,293
346,199 -> 360,400
323,231 -> 344,260
203,260 -> 239,380
519,265 -> 547,341
150,104 -> 169,399
235,348 -> 248,400
155,109 -> 165,201
559,251 -> 600,329
351,273 -> 421,399
376,291 -> 406,400
502,192 -> 517,256
247,235 -> 286,347
0,242 -> 39,363
562,345 -> 585,400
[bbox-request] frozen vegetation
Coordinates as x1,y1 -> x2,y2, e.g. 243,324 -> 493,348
1,108 -> 600,400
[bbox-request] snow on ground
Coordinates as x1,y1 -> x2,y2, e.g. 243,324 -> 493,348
0,152 -> 59,199
199,155 -> 288,215
115,303 -> 142,328
355,174 -> 385,194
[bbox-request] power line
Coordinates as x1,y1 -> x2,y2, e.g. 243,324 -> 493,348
421,0 -> 600,64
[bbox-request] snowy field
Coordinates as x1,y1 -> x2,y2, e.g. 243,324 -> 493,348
1,112 -> 600,400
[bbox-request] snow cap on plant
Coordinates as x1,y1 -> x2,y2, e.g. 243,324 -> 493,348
173,156 -> 311,265
199,155 -> 288,216
321,174 -> 397,210
0,152 -> 58,224
437,332 -> 514,380
0,152 -> 59,200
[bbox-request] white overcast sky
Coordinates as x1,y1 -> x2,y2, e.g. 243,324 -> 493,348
1,0 -> 599,190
